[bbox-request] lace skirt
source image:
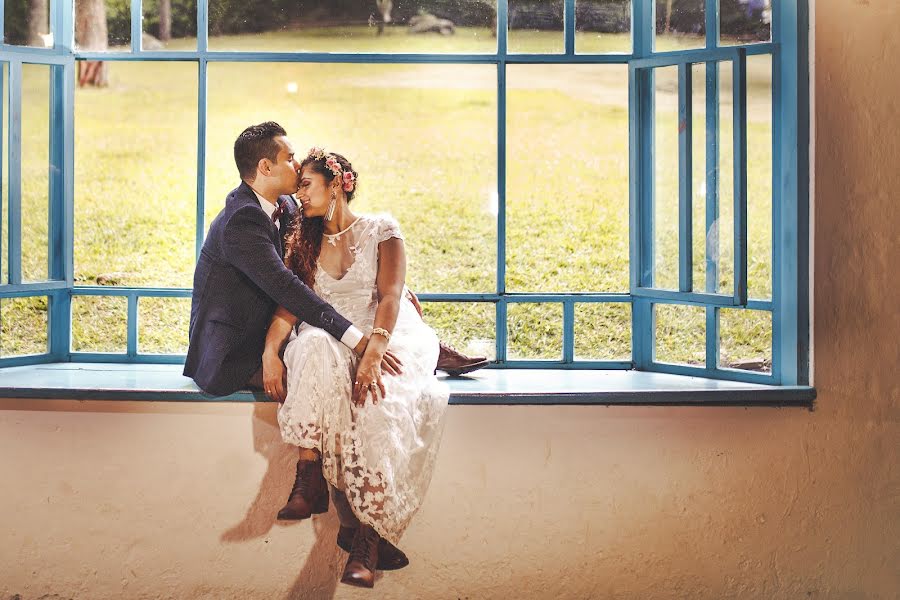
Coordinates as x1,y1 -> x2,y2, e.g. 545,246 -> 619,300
277,300 -> 449,545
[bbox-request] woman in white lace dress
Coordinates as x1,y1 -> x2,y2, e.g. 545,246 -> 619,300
262,148 -> 449,589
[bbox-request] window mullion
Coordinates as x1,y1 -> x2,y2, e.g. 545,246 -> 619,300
678,63 -> 693,293
131,0 -> 143,52
195,59 -> 207,263
705,0 -> 719,49
732,51 -> 748,306
563,0 -> 575,56
197,0 -> 209,52
495,0 -> 507,363
8,60 -> 22,285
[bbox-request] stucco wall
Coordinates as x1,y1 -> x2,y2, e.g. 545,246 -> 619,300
1,1 -> 898,598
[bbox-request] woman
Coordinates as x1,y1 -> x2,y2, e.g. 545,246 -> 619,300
262,148 -> 449,589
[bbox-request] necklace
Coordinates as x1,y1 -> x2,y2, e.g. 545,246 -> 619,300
323,217 -> 362,246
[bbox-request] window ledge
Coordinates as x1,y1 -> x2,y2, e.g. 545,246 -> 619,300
0,363 -> 815,407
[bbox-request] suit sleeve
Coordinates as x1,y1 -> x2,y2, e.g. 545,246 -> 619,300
221,205 -> 353,342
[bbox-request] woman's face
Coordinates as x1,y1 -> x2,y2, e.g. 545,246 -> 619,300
296,165 -> 336,218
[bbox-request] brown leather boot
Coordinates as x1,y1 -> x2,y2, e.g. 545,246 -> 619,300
340,524 -> 381,588
337,525 -> 409,571
276,458 -> 328,520
435,341 -> 489,376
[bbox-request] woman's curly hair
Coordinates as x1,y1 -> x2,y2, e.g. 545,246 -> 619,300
283,152 -> 358,287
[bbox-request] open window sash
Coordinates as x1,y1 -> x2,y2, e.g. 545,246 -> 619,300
629,47 -> 749,308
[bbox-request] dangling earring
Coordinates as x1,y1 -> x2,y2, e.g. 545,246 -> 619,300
325,190 -> 336,221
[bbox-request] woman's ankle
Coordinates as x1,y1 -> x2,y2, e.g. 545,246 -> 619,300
298,447 -> 320,462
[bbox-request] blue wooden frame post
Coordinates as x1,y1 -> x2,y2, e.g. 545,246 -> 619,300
772,0 -> 809,385
7,60 -> 21,285
131,0 -> 143,52
195,58 -> 207,260
629,0 -> 654,369
704,0 -> 720,370
494,0 -> 508,364
677,62 -> 692,293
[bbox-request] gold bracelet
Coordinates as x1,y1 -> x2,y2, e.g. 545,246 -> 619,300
371,327 -> 392,342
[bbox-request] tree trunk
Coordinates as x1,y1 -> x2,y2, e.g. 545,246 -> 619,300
159,0 -> 172,42
664,0 -> 674,34
75,0 -> 109,87
27,0 -> 49,46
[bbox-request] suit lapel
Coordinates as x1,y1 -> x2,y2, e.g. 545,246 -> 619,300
278,196 -> 298,257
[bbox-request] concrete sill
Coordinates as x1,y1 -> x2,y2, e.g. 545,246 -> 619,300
0,363 -> 815,407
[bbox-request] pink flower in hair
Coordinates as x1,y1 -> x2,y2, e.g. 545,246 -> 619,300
342,171 -> 356,192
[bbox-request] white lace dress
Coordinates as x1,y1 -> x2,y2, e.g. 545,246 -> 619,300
277,214 -> 449,545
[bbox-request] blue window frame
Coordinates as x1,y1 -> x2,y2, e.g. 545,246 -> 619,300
0,0 -> 810,386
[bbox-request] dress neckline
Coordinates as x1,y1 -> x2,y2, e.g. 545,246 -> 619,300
323,216 -> 363,246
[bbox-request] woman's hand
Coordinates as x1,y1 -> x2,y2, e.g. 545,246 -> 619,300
353,347 -> 386,407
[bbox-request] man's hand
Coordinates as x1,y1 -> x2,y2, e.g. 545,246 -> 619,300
381,349 -> 403,376
262,352 -> 288,403
406,289 -> 424,318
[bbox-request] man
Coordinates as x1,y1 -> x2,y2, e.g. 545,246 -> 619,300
185,121 -> 486,398
184,122 -> 485,569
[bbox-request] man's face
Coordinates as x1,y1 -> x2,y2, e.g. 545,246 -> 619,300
267,136 -> 301,195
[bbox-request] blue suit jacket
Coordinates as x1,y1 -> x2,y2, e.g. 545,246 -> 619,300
184,181 -> 353,396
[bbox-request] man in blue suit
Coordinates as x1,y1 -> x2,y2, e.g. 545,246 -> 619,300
185,122 -> 486,397
184,122 -> 370,396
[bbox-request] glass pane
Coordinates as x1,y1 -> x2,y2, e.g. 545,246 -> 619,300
506,64 -> 629,292
509,0 -> 563,54
654,302 -> 704,365
75,62 -> 198,288
2,63 -> 8,283
719,307 -> 771,372
576,0 -> 630,54
716,61 -> 735,296
574,302 -> 630,360
139,296 -> 190,354
507,302 -> 562,360
21,64 -> 50,283
72,295 -> 127,353
653,65 -> 679,290
208,0 -> 497,53
75,0 -> 130,52
422,302 -> 496,361
206,63 -> 496,294
691,63 -> 707,290
143,0 -> 197,51
655,0 -> 704,51
0,296 -> 49,356
720,0 -> 771,45
4,0 -> 52,48
747,54 -> 772,299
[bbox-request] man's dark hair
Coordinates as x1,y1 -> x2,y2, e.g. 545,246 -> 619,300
234,121 -> 287,181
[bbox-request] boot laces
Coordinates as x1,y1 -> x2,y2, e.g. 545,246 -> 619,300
292,461 -> 318,496
349,527 -> 378,565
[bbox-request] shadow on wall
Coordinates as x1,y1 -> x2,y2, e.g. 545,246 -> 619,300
220,403 -> 346,600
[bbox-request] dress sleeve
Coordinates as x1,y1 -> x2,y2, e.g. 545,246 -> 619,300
377,215 -> 404,244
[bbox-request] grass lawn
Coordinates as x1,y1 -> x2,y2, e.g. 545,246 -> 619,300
1,29 -> 774,369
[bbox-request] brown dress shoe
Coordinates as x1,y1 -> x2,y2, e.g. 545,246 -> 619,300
276,458 -> 328,520
340,524 -> 381,588
436,341 -> 490,376
337,525 -> 409,571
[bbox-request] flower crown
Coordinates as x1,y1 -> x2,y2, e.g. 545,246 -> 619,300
307,147 -> 356,193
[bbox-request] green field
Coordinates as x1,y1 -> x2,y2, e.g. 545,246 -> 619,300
1,29 -> 774,369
